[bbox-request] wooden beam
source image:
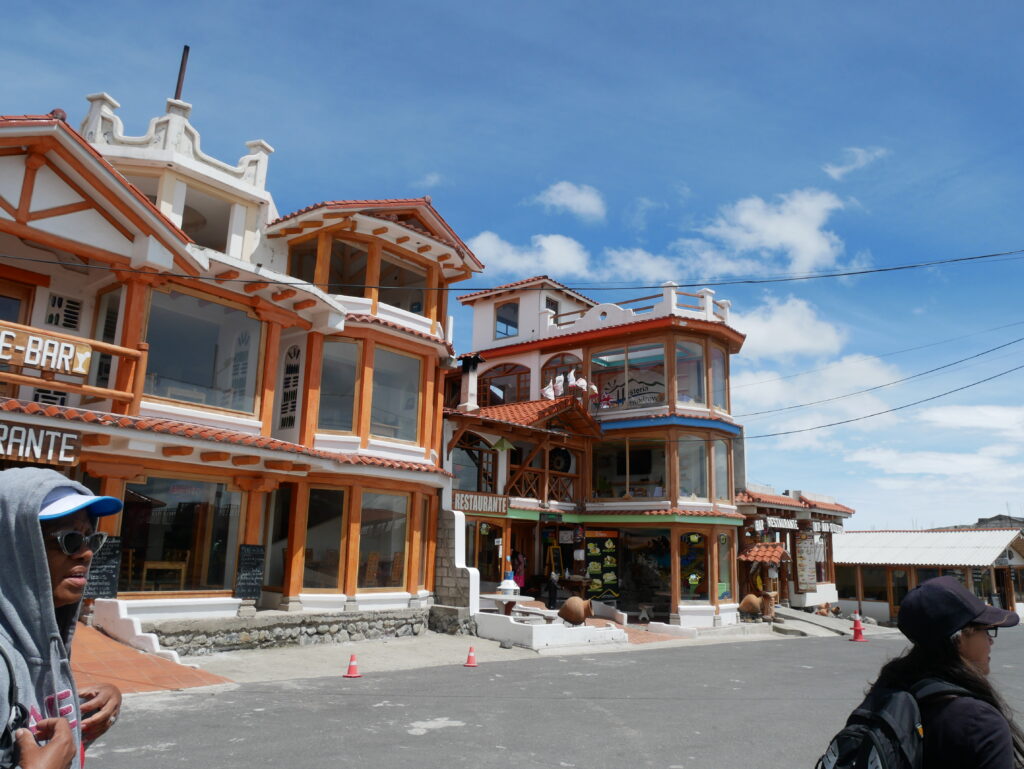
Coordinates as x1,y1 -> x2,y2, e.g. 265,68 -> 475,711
291,463 -> 311,472
271,288 -> 296,302
81,434 -> 111,447
372,226 -> 388,235
298,332 -> 324,445
243,281 -> 270,293
161,446 -> 194,457
16,153 -> 45,223
299,219 -> 324,229
264,460 -> 294,471
259,321 -> 282,436
215,269 -> 240,283
231,455 -> 260,466
293,299 -> 316,311
395,235 -> 410,244
417,245 -> 431,254
323,212 -> 352,220
27,200 -> 92,221
200,451 -> 231,462
266,232 -> 287,239
445,424 -> 470,456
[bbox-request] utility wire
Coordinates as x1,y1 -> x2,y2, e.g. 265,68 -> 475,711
733,335 -> 1024,417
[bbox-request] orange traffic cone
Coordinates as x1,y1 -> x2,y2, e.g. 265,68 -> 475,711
850,614 -> 868,642
463,646 -> 479,668
343,653 -> 363,677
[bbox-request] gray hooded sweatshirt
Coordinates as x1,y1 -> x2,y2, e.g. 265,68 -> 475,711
0,467 -> 90,768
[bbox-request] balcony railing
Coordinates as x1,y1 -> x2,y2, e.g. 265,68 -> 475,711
507,467 -> 577,504
0,319 -> 148,415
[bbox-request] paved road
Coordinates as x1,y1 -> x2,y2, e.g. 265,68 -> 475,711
87,631 -> 1024,769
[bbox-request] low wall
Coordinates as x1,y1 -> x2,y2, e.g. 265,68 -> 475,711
428,605 -> 478,636
474,612 -> 627,650
142,609 -> 429,656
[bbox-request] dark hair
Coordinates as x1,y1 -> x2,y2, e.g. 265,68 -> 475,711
872,631 -> 1024,763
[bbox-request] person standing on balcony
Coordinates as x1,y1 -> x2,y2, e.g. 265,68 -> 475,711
1,468 -> 124,769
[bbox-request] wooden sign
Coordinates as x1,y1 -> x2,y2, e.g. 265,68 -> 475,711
453,491 -> 509,515
794,530 -> 817,593
0,421 -> 80,466
84,536 -> 121,599
234,544 -> 266,600
0,323 -> 92,376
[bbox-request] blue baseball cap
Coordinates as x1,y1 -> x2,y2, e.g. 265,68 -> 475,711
898,575 -> 1019,645
38,486 -> 122,520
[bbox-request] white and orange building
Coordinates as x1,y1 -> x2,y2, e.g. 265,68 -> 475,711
0,93 -> 481,628
441,276 -> 749,628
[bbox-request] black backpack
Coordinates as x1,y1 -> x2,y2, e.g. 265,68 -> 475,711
817,678 -> 971,769
0,646 -> 28,769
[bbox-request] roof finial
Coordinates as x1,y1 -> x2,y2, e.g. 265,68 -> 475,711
174,45 -> 190,101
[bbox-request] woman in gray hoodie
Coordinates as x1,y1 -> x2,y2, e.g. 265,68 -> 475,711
1,467 -> 124,768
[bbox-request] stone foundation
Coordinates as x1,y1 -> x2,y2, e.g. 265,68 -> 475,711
142,609 -> 428,656
428,605 -> 477,636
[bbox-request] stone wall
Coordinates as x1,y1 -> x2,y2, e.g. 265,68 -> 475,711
142,609 -> 428,656
432,507 -> 471,607
427,604 -> 477,636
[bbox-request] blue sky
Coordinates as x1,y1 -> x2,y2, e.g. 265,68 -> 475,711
5,2 -> 1024,528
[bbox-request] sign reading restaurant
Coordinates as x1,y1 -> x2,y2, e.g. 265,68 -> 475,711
453,491 -> 509,515
0,322 -> 92,376
0,421 -> 80,466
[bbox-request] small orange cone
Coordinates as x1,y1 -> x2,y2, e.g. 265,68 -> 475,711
463,646 -> 479,667
343,653 -> 363,677
850,614 -> 868,642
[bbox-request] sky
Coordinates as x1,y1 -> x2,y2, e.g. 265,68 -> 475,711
4,2 -> 1024,529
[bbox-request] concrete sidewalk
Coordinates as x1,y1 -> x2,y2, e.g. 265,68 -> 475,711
775,606 -> 904,638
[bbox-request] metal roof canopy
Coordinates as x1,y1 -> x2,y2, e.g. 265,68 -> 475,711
833,529 -> 1024,567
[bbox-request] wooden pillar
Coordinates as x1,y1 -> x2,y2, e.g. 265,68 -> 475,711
709,526 -> 719,610
282,481 -> 309,603
113,278 -> 150,414
235,477 -> 279,545
667,428 -> 680,504
665,334 -> 677,416
97,477 -> 126,535
420,359 -> 436,460
259,322 -> 282,436
425,493 -> 438,591
855,565 -> 863,606
407,492 -> 423,594
426,265 -> 439,336
298,332 -> 324,446
670,524 -> 680,610
356,340 -> 375,447
542,446 -> 551,505
366,242 -> 382,314
343,484 -> 363,596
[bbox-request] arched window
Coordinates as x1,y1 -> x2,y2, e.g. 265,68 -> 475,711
540,353 -> 582,391
452,433 -> 497,493
479,363 -> 531,406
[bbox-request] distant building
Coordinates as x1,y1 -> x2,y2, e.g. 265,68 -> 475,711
931,514 -> 1024,532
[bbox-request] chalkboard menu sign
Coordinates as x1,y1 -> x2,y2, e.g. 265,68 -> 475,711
585,531 -> 619,600
84,536 -> 121,599
234,544 -> 266,600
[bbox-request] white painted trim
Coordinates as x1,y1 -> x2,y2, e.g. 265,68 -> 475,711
91,599 -> 181,663
138,399 -> 262,433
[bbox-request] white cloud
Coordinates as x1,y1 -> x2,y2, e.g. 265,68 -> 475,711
917,405 -> 1024,441
698,188 -> 846,274
625,197 -> 666,232
532,181 -> 607,223
411,172 -> 443,189
822,147 -> 890,181
467,231 -> 592,277
729,296 -> 846,361
847,444 -> 1024,483
598,247 -> 679,283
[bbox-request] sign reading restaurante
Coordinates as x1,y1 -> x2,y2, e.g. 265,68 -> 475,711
0,421 -> 80,466
453,491 -> 510,515
0,322 -> 92,376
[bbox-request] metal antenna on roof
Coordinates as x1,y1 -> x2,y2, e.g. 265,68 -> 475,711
174,45 -> 190,101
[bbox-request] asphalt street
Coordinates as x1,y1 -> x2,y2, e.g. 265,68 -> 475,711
87,631 -> 1024,769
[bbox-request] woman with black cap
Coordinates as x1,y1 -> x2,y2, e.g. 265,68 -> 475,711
869,575 -> 1024,768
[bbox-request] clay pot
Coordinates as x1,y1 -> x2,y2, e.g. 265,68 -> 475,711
739,593 -> 762,614
558,596 -> 593,625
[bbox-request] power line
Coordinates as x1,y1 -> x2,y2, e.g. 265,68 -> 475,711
733,334 -> 1024,417
731,319 -> 1024,389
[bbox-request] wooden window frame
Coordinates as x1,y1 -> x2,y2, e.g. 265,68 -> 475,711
317,337 -> 362,435
368,344 -> 424,445
356,488 -> 412,593
494,300 -> 520,340
540,353 -> 582,390
478,362 -> 531,407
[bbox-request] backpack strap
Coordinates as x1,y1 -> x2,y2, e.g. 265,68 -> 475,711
1,644 -> 28,767
909,677 -> 972,701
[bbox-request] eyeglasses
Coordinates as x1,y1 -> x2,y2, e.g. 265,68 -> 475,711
968,625 -> 999,639
49,530 -> 108,557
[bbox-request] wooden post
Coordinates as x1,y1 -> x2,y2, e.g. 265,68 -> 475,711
313,231 -> 331,291
343,484 -> 363,596
259,322 -> 282,436
96,478 -> 126,535
406,492 -> 423,595
670,524 -> 680,611
282,481 -> 309,606
298,332 -> 324,446
425,493 -> 438,591
420,359 -> 436,459
427,265 -> 439,336
665,333 -> 677,416
113,279 -> 149,414
235,477 -> 279,545
709,526 -> 719,610
356,340 -> 375,447
366,242 -> 382,314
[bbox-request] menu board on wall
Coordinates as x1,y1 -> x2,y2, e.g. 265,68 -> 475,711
585,530 -> 619,600
794,530 -> 817,593
84,536 -> 121,599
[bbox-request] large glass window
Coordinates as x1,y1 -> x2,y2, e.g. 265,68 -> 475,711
712,440 -> 730,500
711,346 -> 728,410
319,339 -> 359,431
379,252 -> 427,315
479,363 -> 530,406
591,438 -> 666,499
861,566 -> 888,602
264,486 -> 292,587
303,488 -> 345,589
89,287 -> 122,391
815,534 -> 830,583
677,436 -> 708,499
615,528 -> 672,614
675,341 -> 705,406
590,343 -> 666,411
288,240 -> 317,285
891,568 -> 910,607
452,433 -> 497,493
359,492 -> 408,589
120,476 -> 241,592
466,519 -> 503,582
717,533 -> 733,601
495,301 -> 519,338
145,290 -> 261,412
680,532 -> 709,601
916,567 -> 940,585
836,565 -> 857,599
541,353 -> 582,391
328,239 -> 368,299
371,348 -> 420,442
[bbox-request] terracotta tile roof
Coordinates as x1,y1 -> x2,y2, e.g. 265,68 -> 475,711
474,397 -> 575,426
583,507 -> 744,520
800,497 -> 855,514
457,275 -> 597,306
0,114 -> 190,246
0,399 -> 447,475
736,490 -> 808,509
344,314 -> 453,353
269,198 -> 433,225
738,542 -> 790,563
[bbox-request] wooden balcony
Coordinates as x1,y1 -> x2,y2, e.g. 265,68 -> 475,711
507,467 -> 577,504
0,319 -> 148,415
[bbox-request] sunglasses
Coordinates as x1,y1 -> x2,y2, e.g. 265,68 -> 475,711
48,530 -> 108,557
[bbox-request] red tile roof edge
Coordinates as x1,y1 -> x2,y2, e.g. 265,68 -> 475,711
457,274 -> 597,306
738,542 -> 791,562
583,508 -> 744,520
0,399 -> 448,476
344,314 -> 453,353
